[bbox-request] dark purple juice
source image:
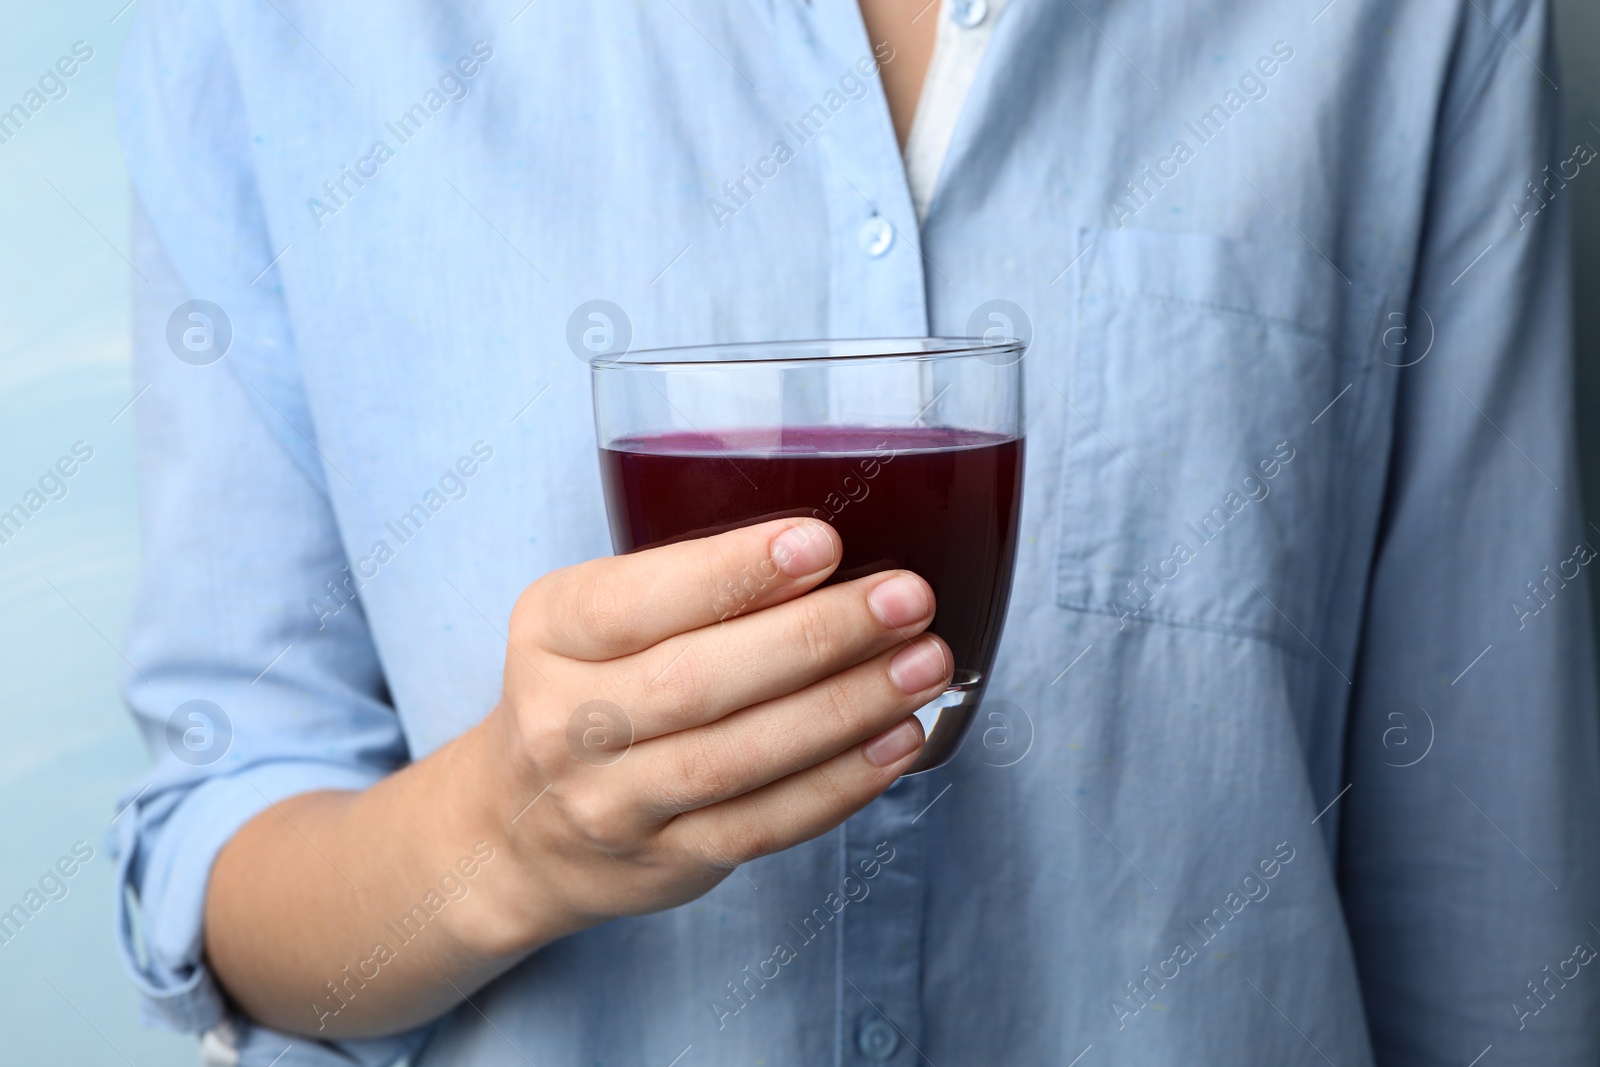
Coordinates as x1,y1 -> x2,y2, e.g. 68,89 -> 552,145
599,427 -> 1024,686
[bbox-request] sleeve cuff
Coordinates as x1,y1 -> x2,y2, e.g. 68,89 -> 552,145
213,1015 -> 432,1067
111,760 -> 433,1063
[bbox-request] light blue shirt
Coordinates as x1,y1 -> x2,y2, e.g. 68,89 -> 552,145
113,1 -> 1600,1064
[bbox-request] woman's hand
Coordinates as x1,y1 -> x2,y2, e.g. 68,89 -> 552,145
478,516 -> 949,952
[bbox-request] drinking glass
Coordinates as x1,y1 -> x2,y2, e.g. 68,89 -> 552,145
590,337 -> 1025,774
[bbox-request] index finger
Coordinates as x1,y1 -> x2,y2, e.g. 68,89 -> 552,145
523,517 -> 841,660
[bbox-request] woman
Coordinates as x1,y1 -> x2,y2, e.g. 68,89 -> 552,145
115,0 -> 1599,1063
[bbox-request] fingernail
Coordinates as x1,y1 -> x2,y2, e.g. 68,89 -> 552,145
863,717 -> 924,767
771,522 -> 835,578
868,575 -> 932,630
888,637 -> 948,694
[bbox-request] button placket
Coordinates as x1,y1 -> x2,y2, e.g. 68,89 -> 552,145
839,773 -> 928,1066
763,0 -> 928,341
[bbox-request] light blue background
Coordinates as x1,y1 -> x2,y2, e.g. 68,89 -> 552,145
0,3 -> 196,1065
0,3 -> 1596,1064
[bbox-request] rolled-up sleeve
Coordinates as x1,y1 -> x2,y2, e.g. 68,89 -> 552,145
112,3 -> 428,1063
1339,1 -> 1600,1063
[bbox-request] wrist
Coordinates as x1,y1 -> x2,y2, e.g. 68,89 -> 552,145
429,703 -> 583,960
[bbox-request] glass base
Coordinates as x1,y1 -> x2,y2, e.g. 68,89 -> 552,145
905,670 -> 984,774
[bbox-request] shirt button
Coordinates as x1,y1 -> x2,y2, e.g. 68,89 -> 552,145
857,1017 -> 900,1060
949,0 -> 989,28
858,214 -> 894,257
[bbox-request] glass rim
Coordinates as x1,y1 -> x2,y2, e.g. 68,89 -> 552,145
589,335 -> 1025,369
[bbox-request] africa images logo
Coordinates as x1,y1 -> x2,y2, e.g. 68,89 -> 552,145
165,300 -> 232,366
165,700 -> 232,766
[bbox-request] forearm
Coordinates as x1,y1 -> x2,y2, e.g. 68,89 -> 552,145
200,521 -> 937,1040
203,708 -> 561,1038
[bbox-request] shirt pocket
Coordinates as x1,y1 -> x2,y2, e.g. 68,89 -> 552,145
1056,228 -> 1383,649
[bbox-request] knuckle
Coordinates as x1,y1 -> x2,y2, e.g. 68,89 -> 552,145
507,698 -> 557,760
501,681 -> 578,767
559,787 -> 633,851
509,578 -> 550,648
792,597 -> 845,667
500,714 -> 551,791
807,759 -> 860,814
649,645 -> 708,723
671,725 -> 741,806
815,674 -> 866,734
572,575 -> 636,652
716,811 -> 777,866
